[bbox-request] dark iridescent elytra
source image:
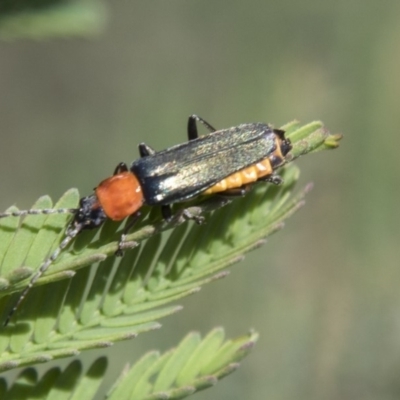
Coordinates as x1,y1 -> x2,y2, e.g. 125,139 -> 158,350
131,123 -> 278,205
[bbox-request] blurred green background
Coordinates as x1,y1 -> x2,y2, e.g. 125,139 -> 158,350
1,0 -> 400,399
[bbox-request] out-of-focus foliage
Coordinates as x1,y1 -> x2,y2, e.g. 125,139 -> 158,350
0,0 -> 106,39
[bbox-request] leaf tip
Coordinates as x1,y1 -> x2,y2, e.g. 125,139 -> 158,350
325,133 -> 343,148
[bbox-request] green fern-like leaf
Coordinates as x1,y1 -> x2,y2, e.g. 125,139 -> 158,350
108,328 -> 258,400
0,121 -> 341,372
0,329 -> 256,399
0,356 -> 107,400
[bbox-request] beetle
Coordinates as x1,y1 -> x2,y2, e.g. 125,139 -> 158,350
1,114 -> 291,326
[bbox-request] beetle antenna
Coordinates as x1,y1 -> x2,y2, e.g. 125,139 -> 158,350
3,222 -> 83,327
0,208 -> 77,219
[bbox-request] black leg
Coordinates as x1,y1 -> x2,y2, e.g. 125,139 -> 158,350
259,174 -> 283,185
139,143 -> 156,158
161,205 -> 173,221
273,128 -> 286,140
113,162 -> 129,175
187,114 -> 217,140
115,211 -> 141,256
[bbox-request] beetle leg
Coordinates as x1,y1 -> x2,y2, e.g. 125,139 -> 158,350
162,205 -> 204,225
181,209 -> 205,224
139,143 -> 156,157
161,205 -> 173,221
187,114 -> 217,140
260,174 -> 283,185
273,128 -> 286,140
113,162 -> 129,175
115,212 -> 141,256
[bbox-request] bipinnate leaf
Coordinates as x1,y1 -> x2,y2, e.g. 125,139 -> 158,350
0,121 -> 340,372
107,328 -> 258,400
0,329 -> 256,399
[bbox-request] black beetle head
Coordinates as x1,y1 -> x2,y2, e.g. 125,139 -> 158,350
72,195 -> 107,230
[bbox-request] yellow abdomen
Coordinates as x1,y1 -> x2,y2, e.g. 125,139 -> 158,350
203,158 -> 273,195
